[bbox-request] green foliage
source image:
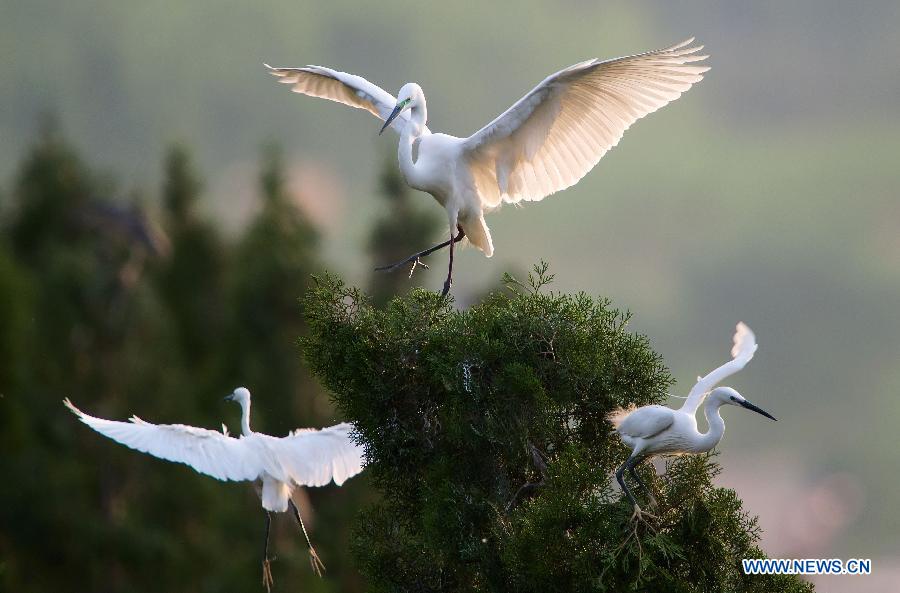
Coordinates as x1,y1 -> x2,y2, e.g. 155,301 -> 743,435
302,266 -> 814,593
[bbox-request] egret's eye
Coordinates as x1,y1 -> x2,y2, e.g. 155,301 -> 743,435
729,396 -> 737,401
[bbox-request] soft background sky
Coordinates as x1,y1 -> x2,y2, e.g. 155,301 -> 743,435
3,1 -> 899,590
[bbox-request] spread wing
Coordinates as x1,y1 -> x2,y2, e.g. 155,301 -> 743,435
680,322 -> 758,414
615,405 -> 675,439
265,64 -> 429,136
263,423 -> 365,487
462,39 -> 708,208
64,399 -> 261,481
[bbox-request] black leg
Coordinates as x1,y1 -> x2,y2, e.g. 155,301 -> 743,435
619,456 -> 658,526
288,498 -> 325,577
441,225 -> 464,296
375,227 -> 465,278
441,230 -> 455,296
261,511 -> 274,592
627,458 -> 657,507
616,459 -> 639,508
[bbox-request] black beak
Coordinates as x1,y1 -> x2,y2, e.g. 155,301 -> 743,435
739,399 -> 777,421
379,103 -> 403,135
223,394 -> 233,402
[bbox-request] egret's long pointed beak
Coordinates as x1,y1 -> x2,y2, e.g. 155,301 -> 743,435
739,399 -> 777,421
379,103 -> 404,135
223,394 -> 234,402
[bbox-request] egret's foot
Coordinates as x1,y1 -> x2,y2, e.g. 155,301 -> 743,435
262,557 -> 275,592
375,255 -> 429,278
374,242 -> 451,275
308,546 -> 326,577
441,277 -> 452,297
629,504 -> 658,531
408,257 -> 429,278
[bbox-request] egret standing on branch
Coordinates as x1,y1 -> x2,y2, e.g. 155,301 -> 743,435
265,39 -> 709,295
609,323 -> 776,522
64,387 -> 365,591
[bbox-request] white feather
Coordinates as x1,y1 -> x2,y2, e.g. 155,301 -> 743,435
64,398 -> 365,492
264,64 -> 429,136
462,39 -> 709,208
680,322 -> 757,414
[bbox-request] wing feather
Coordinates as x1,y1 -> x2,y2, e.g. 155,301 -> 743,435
265,423 -> 365,487
265,64 -> 429,136
614,405 -> 675,439
680,322 -> 758,414
64,399 -> 261,482
463,39 -> 709,208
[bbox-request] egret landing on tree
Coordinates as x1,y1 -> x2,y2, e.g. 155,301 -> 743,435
64,387 -> 365,592
266,38 -> 708,296
608,323 -> 776,523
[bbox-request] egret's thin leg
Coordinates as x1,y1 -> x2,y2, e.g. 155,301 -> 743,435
374,228 -> 465,276
617,456 -> 658,525
441,226 -> 460,296
288,498 -> 325,577
615,459 -> 639,509
261,511 -> 274,593
627,458 -> 658,509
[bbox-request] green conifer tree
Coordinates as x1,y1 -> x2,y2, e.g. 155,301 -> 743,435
301,265 -> 814,593
156,145 -> 227,373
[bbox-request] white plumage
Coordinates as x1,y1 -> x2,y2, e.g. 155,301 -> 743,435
462,39 -> 708,206
65,387 -> 365,585
266,38 -> 709,295
64,394 -> 362,508
679,320 -> 758,415
265,64 -> 430,137
609,323 -> 775,522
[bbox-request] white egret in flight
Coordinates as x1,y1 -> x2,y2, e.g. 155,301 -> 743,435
64,387 -> 365,591
608,323 -> 776,522
266,39 -> 709,295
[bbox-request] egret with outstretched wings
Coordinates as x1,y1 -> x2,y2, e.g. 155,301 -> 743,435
266,39 -> 709,295
65,387 -> 364,591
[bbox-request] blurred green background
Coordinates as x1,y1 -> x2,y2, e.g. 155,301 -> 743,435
1,1 -> 898,591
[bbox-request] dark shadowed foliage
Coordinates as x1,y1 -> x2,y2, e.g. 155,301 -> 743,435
301,265 -> 814,593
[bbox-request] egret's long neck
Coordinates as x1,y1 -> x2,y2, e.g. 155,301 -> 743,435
697,398 -> 726,452
239,398 -> 252,436
396,96 -> 428,190
398,128 -> 417,182
410,98 -> 426,132
398,108 -> 425,188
